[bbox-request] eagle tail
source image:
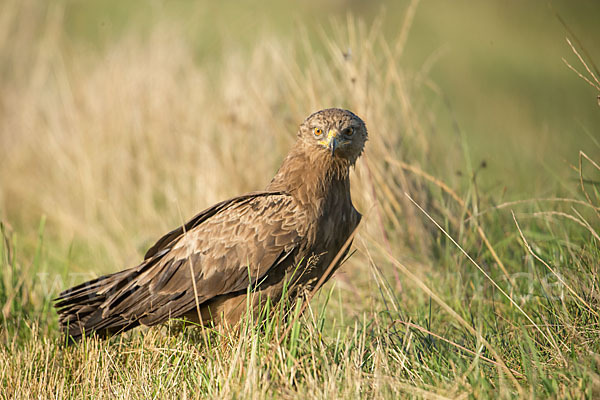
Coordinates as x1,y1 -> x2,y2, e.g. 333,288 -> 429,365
54,269 -> 140,341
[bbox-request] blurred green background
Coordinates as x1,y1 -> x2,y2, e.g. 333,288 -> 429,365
58,0 -> 600,195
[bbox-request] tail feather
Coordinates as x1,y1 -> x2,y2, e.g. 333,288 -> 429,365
54,269 -> 140,341
54,250 -> 173,341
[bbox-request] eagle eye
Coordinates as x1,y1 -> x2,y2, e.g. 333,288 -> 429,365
313,127 -> 323,138
342,127 -> 354,137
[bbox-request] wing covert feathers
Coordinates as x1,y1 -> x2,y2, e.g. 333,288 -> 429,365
54,191 -> 303,340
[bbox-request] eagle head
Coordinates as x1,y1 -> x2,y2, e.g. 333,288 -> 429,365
298,108 -> 368,166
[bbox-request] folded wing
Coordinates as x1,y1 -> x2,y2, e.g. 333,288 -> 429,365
55,191 -> 304,338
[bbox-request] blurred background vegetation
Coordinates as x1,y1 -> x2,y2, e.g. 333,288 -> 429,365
2,0 -> 599,225
54,0 -> 600,190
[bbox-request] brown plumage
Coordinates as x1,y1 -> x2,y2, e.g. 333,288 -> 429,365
54,108 -> 368,340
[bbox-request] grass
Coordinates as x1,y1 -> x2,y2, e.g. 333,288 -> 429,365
1,1 -> 600,398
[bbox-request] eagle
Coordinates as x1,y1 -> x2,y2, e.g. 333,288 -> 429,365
54,108 -> 368,340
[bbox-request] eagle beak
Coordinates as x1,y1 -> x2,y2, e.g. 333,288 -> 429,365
326,129 -> 339,157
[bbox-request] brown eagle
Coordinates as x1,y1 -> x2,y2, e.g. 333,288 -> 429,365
55,108 -> 367,340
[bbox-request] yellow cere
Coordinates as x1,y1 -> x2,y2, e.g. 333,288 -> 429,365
318,129 -> 339,147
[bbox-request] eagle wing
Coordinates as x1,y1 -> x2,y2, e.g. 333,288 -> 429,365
55,191 -> 304,337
